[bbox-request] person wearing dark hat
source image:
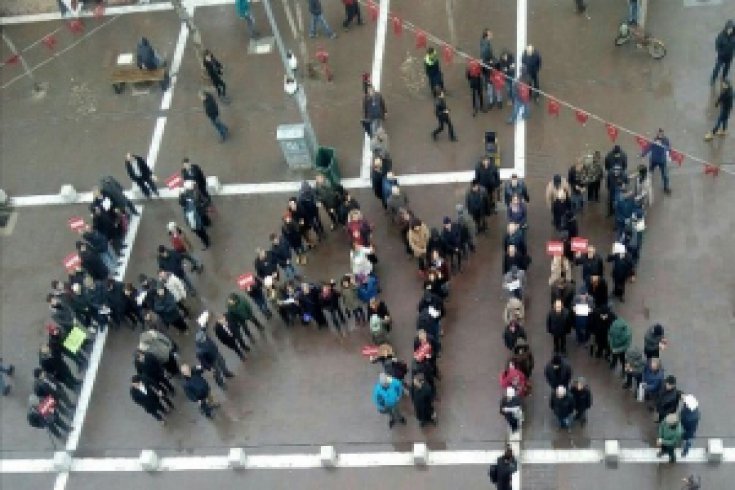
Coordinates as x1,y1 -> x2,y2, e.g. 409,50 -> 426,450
455,204 -> 476,255
589,302 -> 615,359
656,413 -> 683,463
605,144 -> 628,215
489,445 -> 518,490
655,375 -> 682,423
503,319 -> 527,351
214,313 -> 250,360
643,324 -> 667,360
570,377 -> 593,426
574,244 -> 604,289
441,216 -> 463,273
466,179 -> 490,233
475,155 -> 500,213
431,89 -> 457,142
130,374 -> 172,424
544,354 -> 573,391
511,337 -> 534,379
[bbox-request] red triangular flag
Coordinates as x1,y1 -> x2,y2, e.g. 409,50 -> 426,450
606,123 -> 619,142
42,35 -> 57,50
635,135 -> 649,150
490,69 -> 505,89
575,110 -> 589,125
467,59 -> 481,78
669,149 -> 684,166
442,44 -> 454,64
518,83 -> 531,103
704,163 -> 719,177
68,19 -> 84,34
368,1 -> 378,21
415,30 -> 427,49
391,16 -> 402,36
4,54 -> 20,66
547,99 -> 560,116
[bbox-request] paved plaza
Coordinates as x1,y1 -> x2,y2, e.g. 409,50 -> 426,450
1,0 -> 735,489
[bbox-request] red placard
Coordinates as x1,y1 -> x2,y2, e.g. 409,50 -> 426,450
571,237 -> 589,253
63,253 -> 81,272
547,99 -> 560,116
546,241 -> 564,256
38,395 -> 56,417
415,30 -> 427,49
237,273 -> 255,290
361,345 -> 379,357
68,216 -> 85,232
165,173 -> 184,189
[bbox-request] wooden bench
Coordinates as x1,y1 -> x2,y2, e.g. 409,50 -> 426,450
110,67 -> 169,94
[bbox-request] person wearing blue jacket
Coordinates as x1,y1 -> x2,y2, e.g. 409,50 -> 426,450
235,0 -> 260,39
680,394 -> 701,457
642,357 -> 665,401
640,128 -> 671,195
372,373 -> 405,428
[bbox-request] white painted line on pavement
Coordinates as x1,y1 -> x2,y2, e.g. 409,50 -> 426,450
0,459 -> 55,473
360,0 -> 390,179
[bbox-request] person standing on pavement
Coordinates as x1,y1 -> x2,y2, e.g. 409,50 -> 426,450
467,59 -> 484,116
489,445 -> 517,490
39,344 -> 81,392
547,300 -> 571,355
507,72 -> 531,124
181,158 -> 212,205
655,375 -> 682,423
130,374 -> 172,424
227,292 -> 266,336
608,316 -> 632,373
158,270 -> 190,318
180,363 -> 218,418
203,49 -> 227,102
134,349 -> 175,396
308,0 -> 337,39
424,47 -> 445,96
622,346 -> 645,391
643,323 -> 667,360
341,0 -> 362,30
199,90 -> 229,142
640,128 -> 671,195
151,285 -> 189,333
544,354 -> 573,391
27,393 -> 72,440
570,377 -> 592,426
710,20 -> 734,85
125,153 -> 159,199
521,45 -> 542,102
705,79 -> 733,141
372,372 -> 406,429
475,155 -> 500,213
607,243 -> 634,302
0,359 -> 14,396
157,245 -> 199,295
466,180 -> 490,233
410,373 -> 437,427
235,0 -> 260,39
550,385 -> 575,430
195,323 -> 234,388
680,394 -> 700,457
656,413 -> 683,463
167,222 -> 203,272
362,84 -> 387,137
214,313 -> 250,361
431,90 -> 457,142
499,386 -> 523,434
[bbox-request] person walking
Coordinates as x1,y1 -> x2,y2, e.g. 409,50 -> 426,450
130,374 -> 172,424
363,84 -> 387,137
235,0 -> 260,39
570,377 -> 592,426
424,47 -> 445,96
180,363 -> 218,418
214,313 -> 250,360
341,0 -> 362,30
200,90 -> 229,142
550,385 -> 575,430
372,373 -> 406,428
521,45 -> 542,101
203,49 -> 228,101
499,386 -> 523,434
0,359 -> 15,396
710,20 -> 734,85
431,90 -> 457,142
705,79 -> 733,141
608,316 -> 632,373
640,128 -> 671,195
488,445 -> 518,490
656,413 -> 683,463
181,158 -> 212,205
125,153 -> 159,199
680,394 -> 700,457
307,0 -> 337,39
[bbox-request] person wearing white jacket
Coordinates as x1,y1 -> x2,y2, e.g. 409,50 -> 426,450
158,270 -> 189,318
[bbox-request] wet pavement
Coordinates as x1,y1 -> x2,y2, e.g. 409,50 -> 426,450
2,0 -> 735,489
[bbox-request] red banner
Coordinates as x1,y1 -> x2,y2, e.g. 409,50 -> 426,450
547,99 -> 560,116
4,54 -> 20,66
361,345 -> 379,357
67,19 -> 84,34
606,123 -> 619,142
546,241 -> 564,256
237,273 -> 255,290
165,173 -> 184,190
571,237 -> 589,253
68,216 -> 85,232
415,30 -> 427,49
63,253 -> 81,272
704,163 -> 720,177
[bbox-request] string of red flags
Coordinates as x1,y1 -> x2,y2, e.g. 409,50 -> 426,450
360,1 -> 721,177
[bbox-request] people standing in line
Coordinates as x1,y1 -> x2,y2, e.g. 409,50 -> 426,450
158,270 -> 190,318
341,0 -> 363,30
27,393 -> 72,439
134,349 -> 175,396
710,20 -> 734,85
521,45 -> 542,102
410,373 -> 437,427
431,90 -> 457,142
130,374 -> 173,424
547,299 -> 571,355
680,394 -> 700,457
570,377 -> 592,426
586,151 -> 603,202
466,180 -> 490,233
424,47 -> 445,96
705,79 -> 732,141
195,324 -> 235,388
467,59 -> 484,116
642,357 -> 665,403
622,346 -> 645,391
39,344 -> 81,392
372,373 -> 406,428
475,155 -> 500,213
214,313 -> 250,360
151,285 -> 189,333
227,292 -> 265,338
235,0 -> 260,39
363,84 -> 387,137
607,243 -> 634,302
640,128 -> 671,195
488,445 -> 518,490
605,145 -> 629,216
167,222 -> 203,272
180,363 -> 218,418
504,173 -> 530,205
307,0 -> 337,39
124,153 -> 159,199
203,49 -> 228,102
199,90 -> 229,142
157,245 -> 199,295
550,385 -> 575,430
607,316 -> 632,373
499,386 -> 523,434
544,354 -> 573,391
643,323 -> 667,360
656,413 -> 683,463
655,375 -> 682,423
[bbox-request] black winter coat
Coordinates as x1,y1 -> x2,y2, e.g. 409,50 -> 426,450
544,362 -> 572,389
571,385 -> 593,412
550,393 -> 575,419
546,309 -> 571,337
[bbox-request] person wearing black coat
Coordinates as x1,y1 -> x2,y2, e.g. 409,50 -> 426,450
607,249 -> 634,302
466,180 -> 489,232
410,374 -> 437,427
475,156 -> 500,213
503,320 -> 527,351
550,278 -> 575,309
92,206 -> 124,254
502,244 -> 529,275
589,305 -> 615,359
181,364 -> 216,418
77,242 -> 108,281
157,246 -> 198,295
521,45 -> 541,100
570,377 -> 593,425
130,375 -> 172,423
544,354 -> 573,390
134,350 -> 175,395
549,386 -> 575,429
546,300 -> 571,355
319,282 -> 345,331
103,278 -> 128,327
151,286 -> 188,332
214,314 -> 250,360
32,368 -> 74,416
711,20 -> 735,85
199,90 -> 229,141
203,49 -> 226,98
655,376 -> 682,423
125,153 -> 159,198
575,245 -> 604,287
270,233 -> 297,281
296,282 -> 328,328
195,327 -> 234,388
39,344 -> 81,391
440,217 -> 464,273
490,446 -> 518,490
370,157 -> 389,208
254,248 -> 278,280
27,394 -> 72,439
416,308 -> 440,341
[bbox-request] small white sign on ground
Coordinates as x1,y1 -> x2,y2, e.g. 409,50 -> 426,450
248,36 -> 275,55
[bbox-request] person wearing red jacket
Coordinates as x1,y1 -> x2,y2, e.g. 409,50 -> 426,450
499,360 -> 529,397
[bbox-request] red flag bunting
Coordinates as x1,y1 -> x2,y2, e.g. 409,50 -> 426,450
368,1 -> 378,21
315,47 -> 328,64
575,110 -> 589,125
68,19 -> 84,33
547,99 -> 560,116
42,35 -> 57,50
669,149 -> 684,166
518,83 -> 531,103
3,54 -> 20,66
442,44 -> 454,64
392,16 -> 402,36
93,4 -> 105,18
704,163 -> 719,177
491,69 -> 505,90
467,59 -> 481,78
606,123 -> 619,142
634,135 -> 649,150
415,30 -> 427,49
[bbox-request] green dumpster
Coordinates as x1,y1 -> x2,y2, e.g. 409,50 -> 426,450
314,146 -> 341,187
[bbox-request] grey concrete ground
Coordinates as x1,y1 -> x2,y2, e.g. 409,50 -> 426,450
2,0 -> 735,489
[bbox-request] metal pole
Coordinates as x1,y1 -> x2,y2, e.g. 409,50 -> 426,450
262,0 -> 318,156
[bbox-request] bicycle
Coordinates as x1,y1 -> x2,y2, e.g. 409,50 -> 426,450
614,22 -> 666,60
